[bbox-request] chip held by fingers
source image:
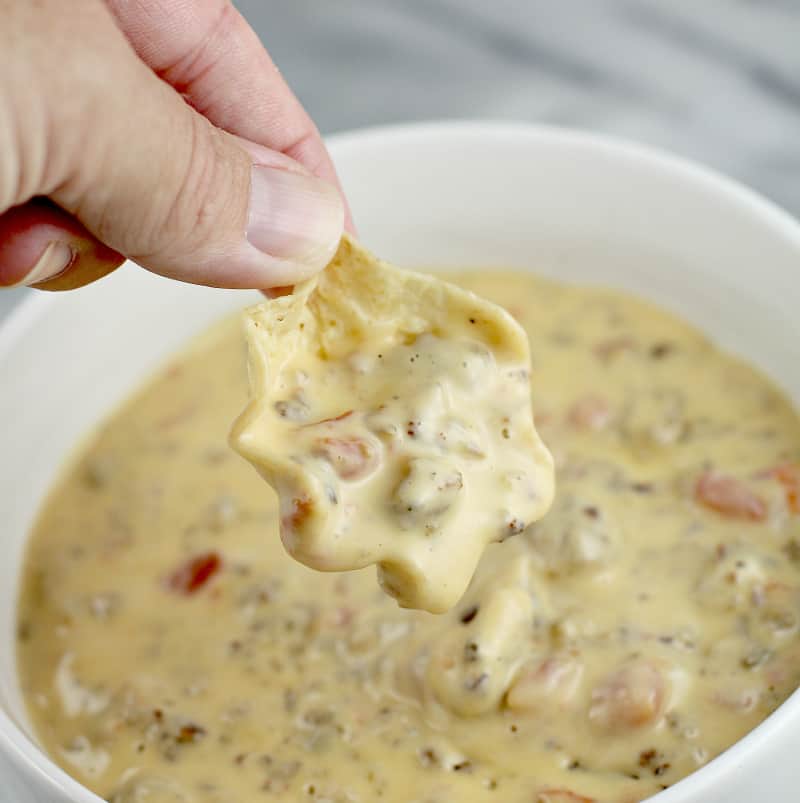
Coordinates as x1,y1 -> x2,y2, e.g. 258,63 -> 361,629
230,234 -> 555,613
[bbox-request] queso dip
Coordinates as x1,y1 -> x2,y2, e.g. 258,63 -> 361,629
231,236 -> 554,614
17,270 -> 800,803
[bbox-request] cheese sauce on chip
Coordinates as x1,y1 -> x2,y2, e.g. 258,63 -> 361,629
17,268 -> 800,803
231,236 -> 554,612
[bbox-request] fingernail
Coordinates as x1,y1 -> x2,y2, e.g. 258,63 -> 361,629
247,166 -> 344,271
18,241 -> 75,287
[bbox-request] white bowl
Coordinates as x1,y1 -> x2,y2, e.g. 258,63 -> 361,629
1,122 -> 799,802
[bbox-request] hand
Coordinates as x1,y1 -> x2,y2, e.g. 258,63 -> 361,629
0,0 -> 348,291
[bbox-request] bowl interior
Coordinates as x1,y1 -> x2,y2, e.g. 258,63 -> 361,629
1,122 -> 799,802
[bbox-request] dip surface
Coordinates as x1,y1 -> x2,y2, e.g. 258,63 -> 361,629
17,271 -> 800,803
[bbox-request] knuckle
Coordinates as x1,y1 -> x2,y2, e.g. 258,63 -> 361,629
134,118 -> 248,262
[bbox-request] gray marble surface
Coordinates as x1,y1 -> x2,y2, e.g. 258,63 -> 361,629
1,0 -> 798,320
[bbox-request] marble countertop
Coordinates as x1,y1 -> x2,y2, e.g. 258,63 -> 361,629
1,0 -> 797,319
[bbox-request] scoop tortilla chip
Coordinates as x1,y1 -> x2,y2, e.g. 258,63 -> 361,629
231,234 -> 554,613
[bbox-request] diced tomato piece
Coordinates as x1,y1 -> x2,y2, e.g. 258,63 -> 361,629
303,410 -> 354,427
312,436 -> 379,480
694,471 -> 767,522
767,462 -> 800,484
767,462 -> 800,514
589,659 -> 667,731
168,552 -> 222,594
593,336 -> 635,361
536,789 -> 596,803
567,396 -> 611,431
281,496 -> 313,533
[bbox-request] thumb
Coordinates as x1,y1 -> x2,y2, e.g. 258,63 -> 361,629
27,42 -> 343,290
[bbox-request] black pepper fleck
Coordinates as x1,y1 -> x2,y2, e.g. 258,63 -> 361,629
650,342 -> 674,359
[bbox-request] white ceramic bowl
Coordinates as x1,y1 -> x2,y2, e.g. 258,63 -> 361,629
1,122 -> 799,802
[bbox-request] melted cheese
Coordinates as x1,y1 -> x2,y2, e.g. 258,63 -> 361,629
231,236 -> 554,612
17,270 -> 800,803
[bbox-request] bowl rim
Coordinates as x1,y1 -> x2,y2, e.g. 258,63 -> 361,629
2,119 -> 800,802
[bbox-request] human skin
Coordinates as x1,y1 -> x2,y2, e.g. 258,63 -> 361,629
0,0 -> 349,292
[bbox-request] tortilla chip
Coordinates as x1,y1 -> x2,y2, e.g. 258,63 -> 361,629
231,234 -> 554,613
